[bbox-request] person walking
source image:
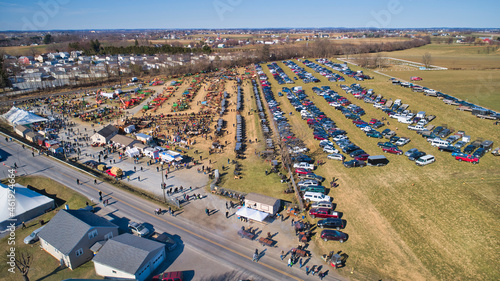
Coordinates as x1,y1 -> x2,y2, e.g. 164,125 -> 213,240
168,206 -> 172,216
299,258 -> 303,268
138,176 -> 140,181
291,218 -> 295,227
310,266 -> 316,275
305,266 -> 310,275
225,211 -> 229,218
76,178 -> 80,185
253,249 -> 259,262
288,257 -> 293,267
205,208 -> 210,216
94,179 -> 97,185
127,176 -> 130,181
22,222 -> 26,229
280,250 -> 285,260
319,271 -> 325,280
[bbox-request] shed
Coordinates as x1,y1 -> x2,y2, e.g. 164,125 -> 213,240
14,124 -> 31,137
244,193 -> 280,215
124,125 -> 136,134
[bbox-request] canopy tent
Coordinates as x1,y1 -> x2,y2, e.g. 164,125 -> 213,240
125,147 -> 140,158
235,206 -> 269,222
2,106 -> 48,125
0,183 -> 54,231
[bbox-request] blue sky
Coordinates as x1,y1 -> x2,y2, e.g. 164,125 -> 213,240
0,0 -> 498,31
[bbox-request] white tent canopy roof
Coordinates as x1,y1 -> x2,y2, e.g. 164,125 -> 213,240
235,206 -> 269,222
2,106 -> 48,125
0,183 -> 54,224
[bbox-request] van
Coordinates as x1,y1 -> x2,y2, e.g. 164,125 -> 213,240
303,192 -> 331,203
311,201 -> 334,209
300,185 -> 326,194
430,138 -> 450,147
416,155 -> 435,166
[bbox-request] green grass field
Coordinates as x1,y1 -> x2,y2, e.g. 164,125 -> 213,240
258,57 -> 500,280
0,176 -> 102,281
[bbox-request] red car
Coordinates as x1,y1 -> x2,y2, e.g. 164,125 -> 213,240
314,135 -> 327,140
352,120 -> 365,125
410,76 -> 422,81
455,154 -> 479,164
295,168 -> 312,175
382,147 -> 403,155
309,208 -> 339,219
369,118 -> 379,125
152,271 -> 183,281
354,154 -> 370,161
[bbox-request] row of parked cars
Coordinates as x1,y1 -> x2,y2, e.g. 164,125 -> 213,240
317,58 -> 372,81
283,60 -> 321,84
391,77 -> 500,120
302,59 -> 345,82
267,62 -> 294,85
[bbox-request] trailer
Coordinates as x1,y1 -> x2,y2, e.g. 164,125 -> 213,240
367,155 -> 389,166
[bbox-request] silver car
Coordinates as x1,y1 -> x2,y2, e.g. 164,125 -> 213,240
128,221 -> 150,237
24,226 -> 45,244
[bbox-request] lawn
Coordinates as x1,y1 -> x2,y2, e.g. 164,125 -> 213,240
0,176 -> 102,281
258,58 -> 500,281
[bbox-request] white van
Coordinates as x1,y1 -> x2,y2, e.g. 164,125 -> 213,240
303,192 -> 331,203
416,155 -> 435,166
430,138 -> 450,147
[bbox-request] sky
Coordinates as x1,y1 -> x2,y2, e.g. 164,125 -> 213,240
0,0 -> 498,31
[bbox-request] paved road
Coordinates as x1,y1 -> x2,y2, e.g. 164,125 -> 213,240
0,138 -> 346,281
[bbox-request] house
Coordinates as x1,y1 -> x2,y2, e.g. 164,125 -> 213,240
38,209 -> 119,270
135,133 -> 152,144
93,233 -> 166,281
109,134 -> 139,148
91,125 -> 119,144
133,142 -> 148,153
25,131 -> 42,143
244,193 -> 281,215
14,125 -> 32,137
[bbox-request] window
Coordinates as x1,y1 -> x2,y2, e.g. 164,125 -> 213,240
88,229 -> 98,239
104,232 -> 113,240
75,248 -> 83,257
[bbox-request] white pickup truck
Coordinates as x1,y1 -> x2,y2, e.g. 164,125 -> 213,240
408,124 -> 425,131
293,162 -> 315,170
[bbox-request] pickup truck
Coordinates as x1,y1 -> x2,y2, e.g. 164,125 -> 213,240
455,154 -> 479,164
377,142 -> 397,149
309,208 -> 339,219
408,124 -> 425,131
293,162 -> 315,170
382,147 -> 403,155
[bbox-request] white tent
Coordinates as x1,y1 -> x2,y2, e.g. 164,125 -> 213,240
235,206 -> 269,222
2,106 -> 48,125
0,183 -> 55,231
125,147 -> 140,158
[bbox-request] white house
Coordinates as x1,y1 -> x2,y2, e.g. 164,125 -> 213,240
93,233 -> 166,281
244,193 -> 281,216
38,209 -> 119,270
90,125 -> 119,144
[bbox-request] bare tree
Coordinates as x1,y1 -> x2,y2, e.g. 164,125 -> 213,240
422,52 -> 432,69
14,251 -> 33,281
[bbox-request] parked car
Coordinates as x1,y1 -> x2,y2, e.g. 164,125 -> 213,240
463,145 -> 477,154
152,271 -> 184,281
295,168 -> 312,175
297,179 -> 319,187
382,147 -> 403,155
311,201 -> 334,209
327,153 -> 345,161
128,221 -> 150,237
317,218 -> 345,230
343,160 -> 366,168
405,148 -> 419,157
366,131 -> 382,138
416,155 -> 435,166
349,149 -> 366,158
323,146 -> 339,154
454,141 -> 467,149
309,208 -> 339,219
320,229 -> 347,243
293,162 -> 315,170
298,173 -> 324,182
472,148 -> 486,158
438,145 -> 459,153
354,154 -> 370,161
451,151 -> 467,158
24,226 -> 45,244
408,151 -> 426,161
455,154 -> 479,164
377,142 -> 396,149
303,192 -> 331,202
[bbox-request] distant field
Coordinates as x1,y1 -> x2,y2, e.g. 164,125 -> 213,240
0,44 -> 49,56
259,57 -> 500,281
379,44 -> 500,70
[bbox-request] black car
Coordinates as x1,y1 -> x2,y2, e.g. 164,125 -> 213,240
292,155 -> 314,164
438,145 -> 458,153
439,129 -> 451,138
473,147 -> 486,158
342,145 -> 360,154
317,218 -> 344,230
343,160 -> 366,168
408,151 -> 426,161
381,128 -> 391,136
463,144 -> 477,154
349,149 -> 366,158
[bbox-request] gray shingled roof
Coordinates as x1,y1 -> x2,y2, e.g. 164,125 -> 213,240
97,125 -> 118,138
38,209 -> 118,255
245,192 -> 279,206
92,233 -> 165,275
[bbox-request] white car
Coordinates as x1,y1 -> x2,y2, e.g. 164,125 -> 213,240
395,137 -> 410,146
332,135 -> 348,141
361,126 -> 373,132
323,146 -> 339,154
293,162 -> 315,170
297,179 -> 319,187
327,153 -> 345,161
303,192 -> 331,203
329,102 -> 341,107
319,140 -> 334,147
24,226 -> 45,244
